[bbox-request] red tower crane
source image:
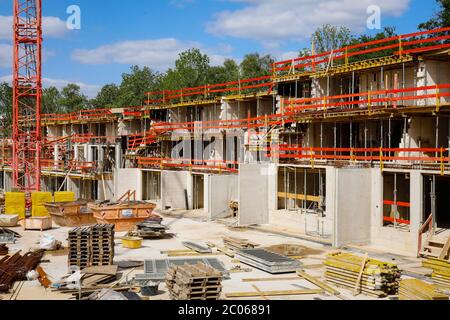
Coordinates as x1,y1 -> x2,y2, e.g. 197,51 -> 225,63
12,0 -> 42,191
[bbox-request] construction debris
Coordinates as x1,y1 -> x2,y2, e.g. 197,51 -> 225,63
223,237 -> 258,251
324,252 -> 401,298
127,219 -> 170,239
182,242 -> 212,254
266,244 -> 323,257
422,258 -> 450,290
399,279 -> 448,300
0,244 -> 8,255
0,250 -> 45,293
68,224 -> 115,268
166,263 -> 223,300
235,248 -> 302,274
0,228 -> 21,244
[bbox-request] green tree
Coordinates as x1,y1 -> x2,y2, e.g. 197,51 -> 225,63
91,84 -> 119,109
117,65 -> 161,107
348,27 -> 397,61
162,48 -> 211,90
0,82 -> 13,135
240,53 -> 275,79
419,0 -> 450,30
207,59 -> 240,84
59,84 -> 88,112
42,86 -> 62,114
312,24 -> 353,54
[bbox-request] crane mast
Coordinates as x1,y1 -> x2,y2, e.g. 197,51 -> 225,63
12,0 -> 42,191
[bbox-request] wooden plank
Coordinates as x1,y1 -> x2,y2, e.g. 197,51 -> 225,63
242,277 -> 300,282
225,289 -> 324,298
277,192 -> 321,203
252,285 -> 269,301
353,254 -> 369,296
297,270 -> 340,296
438,237 -> 450,260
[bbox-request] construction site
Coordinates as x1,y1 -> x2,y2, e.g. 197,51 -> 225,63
1,0 -> 450,302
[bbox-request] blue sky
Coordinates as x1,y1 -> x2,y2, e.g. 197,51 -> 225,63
0,0 -> 439,97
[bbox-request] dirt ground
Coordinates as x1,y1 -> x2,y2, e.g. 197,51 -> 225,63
0,210 -> 427,301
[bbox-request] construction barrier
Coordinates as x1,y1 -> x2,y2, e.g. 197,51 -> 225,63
54,191 -> 76,203
31,192 -> 53,217
5,192 -> 26,219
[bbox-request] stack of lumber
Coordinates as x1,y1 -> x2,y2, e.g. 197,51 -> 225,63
0,244 -> 8,255
422,258 -> 450,290
31,192 -> 53,217
68,224 -> 115,268
324,252 -> 401,298
223,237 -> 258,251
399,279 -> 448,300
166,263 -> 223,300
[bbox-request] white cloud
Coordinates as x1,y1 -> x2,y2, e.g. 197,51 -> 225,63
71,38 -> 233,70
206,0 -> 410,43
0,74 -> 100,98
0,15 -> 68,40
0,43 -> 12,68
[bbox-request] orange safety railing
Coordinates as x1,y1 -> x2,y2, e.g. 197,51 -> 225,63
41,108 -> 117,124
137,157 -> 239,173
283,84 -> 450,114
383,200 -> 411,225
268,146 -> 450,165
273,27 -> 450,76
145,75 -> 273,105
143,83 -> 450,134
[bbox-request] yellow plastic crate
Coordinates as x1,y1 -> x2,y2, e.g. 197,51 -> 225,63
5,192 -> 26,219
31,192 -> 53,217
54,191 -> 75,203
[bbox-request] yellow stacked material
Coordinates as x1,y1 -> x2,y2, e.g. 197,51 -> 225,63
54,191 -> 75,203
422,258 -> 450,290
31,192 -> 53,217
324,252 -> 401,298
399,279 -> 448,300
5,192 -> 26,219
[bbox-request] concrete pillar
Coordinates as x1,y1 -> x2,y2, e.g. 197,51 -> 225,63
410,171 -> 423,235
268,164 -> 278,211
54,144 -> 59,170
115,144 -> 122,169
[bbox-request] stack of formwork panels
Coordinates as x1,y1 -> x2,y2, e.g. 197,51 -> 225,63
399,279 -> 448,300
235,248 -> 301,274
166,263 -> 222,300
324,252 -> 401,298
422,258 -> 450,290
68,224 -> 115,268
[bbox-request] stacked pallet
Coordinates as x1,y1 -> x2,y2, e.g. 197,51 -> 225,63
422,258 -> 450,290
399,279 -> 448,300
324,252 -> 401,298
166,263 -> 222,300
68,224 -> 115,268
223,237 -> 258,251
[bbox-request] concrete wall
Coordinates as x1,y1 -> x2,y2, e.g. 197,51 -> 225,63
238,164 -> 270,226
333,168 -> 372,247
161,171 -> 191,210
114,169 -> 142,201
207,174 -> 238,220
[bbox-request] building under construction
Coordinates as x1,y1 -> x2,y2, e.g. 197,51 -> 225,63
2,23 -> 450,258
